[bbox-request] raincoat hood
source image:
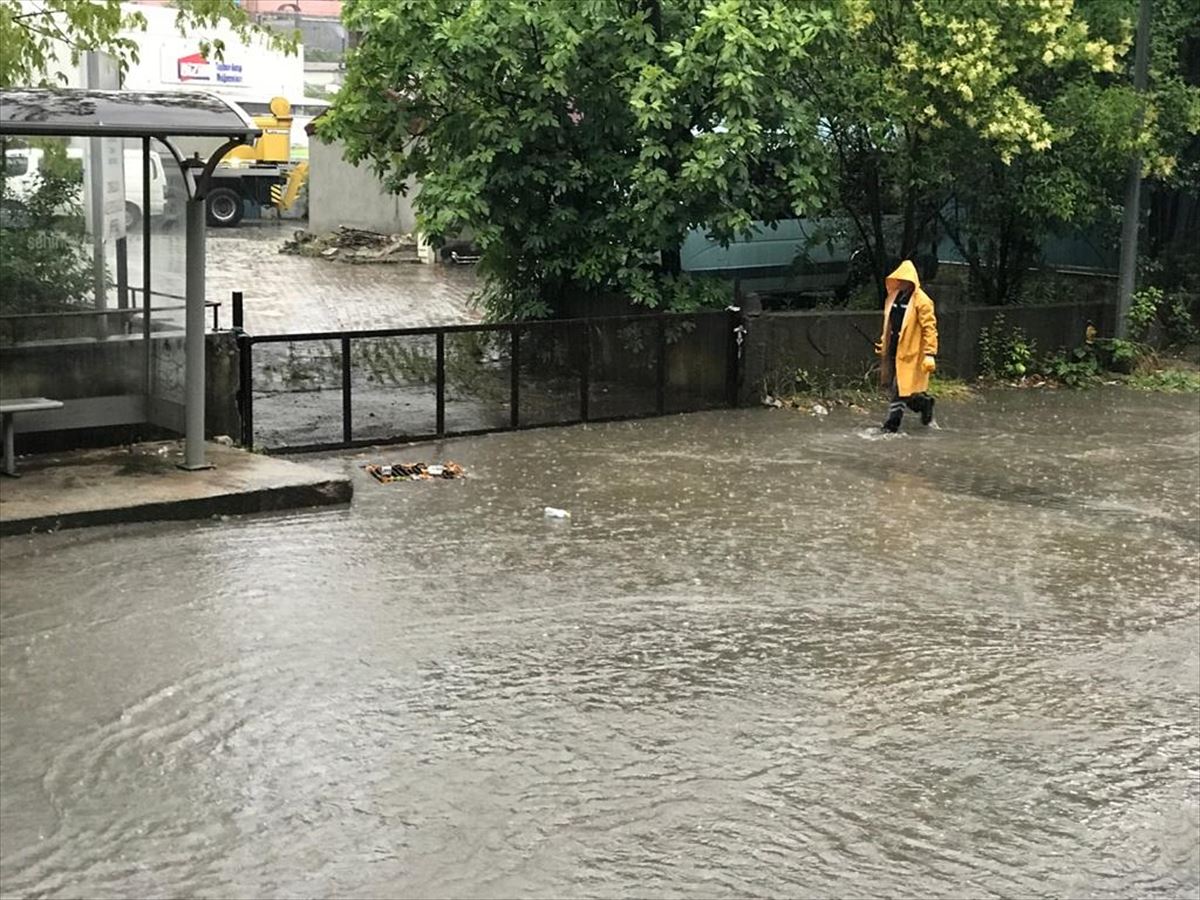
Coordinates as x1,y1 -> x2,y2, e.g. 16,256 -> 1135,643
885,259 -> 921,294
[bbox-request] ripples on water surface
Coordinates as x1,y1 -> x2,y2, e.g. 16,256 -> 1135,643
1,388 -> 1198,898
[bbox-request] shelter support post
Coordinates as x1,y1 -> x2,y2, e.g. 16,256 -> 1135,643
182,196 -> 210,470
142,137 -> 152,395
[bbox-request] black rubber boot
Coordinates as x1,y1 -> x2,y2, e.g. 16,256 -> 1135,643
920,395 -> 935,426
881,408 -> 903,433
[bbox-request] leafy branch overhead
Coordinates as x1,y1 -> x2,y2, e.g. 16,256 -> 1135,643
323,0 -> 843,318
325,0 -> 1197,319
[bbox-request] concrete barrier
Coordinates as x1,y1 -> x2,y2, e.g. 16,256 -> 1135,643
1,332 -> 243,453
740,300 -> 1114,403
4,301 -> 1116,453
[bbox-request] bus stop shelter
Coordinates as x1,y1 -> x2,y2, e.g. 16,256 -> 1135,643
0,89 -> 260,469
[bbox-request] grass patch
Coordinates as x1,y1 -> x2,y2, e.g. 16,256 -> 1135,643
925,377 -> 977,401
762,369 -> 977,412
761,367 -> 873,411
1125,368 -> 1200,393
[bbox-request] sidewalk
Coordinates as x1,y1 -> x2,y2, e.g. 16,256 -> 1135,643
0,441 -> 351,536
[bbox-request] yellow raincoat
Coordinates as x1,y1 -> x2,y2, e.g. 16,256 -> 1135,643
876,260 -> 939,396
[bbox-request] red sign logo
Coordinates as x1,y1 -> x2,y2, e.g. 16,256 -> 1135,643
177,52 -> 211,82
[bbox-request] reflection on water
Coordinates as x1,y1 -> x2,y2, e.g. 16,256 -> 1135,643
2,388 -> 1198,898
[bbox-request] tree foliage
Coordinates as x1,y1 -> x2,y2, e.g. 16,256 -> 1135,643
806,0 -> 1198,303
0,0 -> 295,87
0,143 -> 93,316
327,0 -> 1198,316
325,0 -> 839,318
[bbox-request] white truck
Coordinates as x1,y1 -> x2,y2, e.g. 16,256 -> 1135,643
2,145 -> 168,230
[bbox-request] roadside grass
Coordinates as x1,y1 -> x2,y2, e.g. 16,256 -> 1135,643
763,370 -> 976,414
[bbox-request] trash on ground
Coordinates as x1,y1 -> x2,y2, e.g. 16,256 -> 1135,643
543,507 -> 571,519
763,395 -> 858,415
366,461 -> 466,483
280,226 -> 421,264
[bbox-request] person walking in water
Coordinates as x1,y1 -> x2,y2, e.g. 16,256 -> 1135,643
875,259 -> 939,432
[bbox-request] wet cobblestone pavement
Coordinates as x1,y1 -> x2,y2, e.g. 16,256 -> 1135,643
131,222 -> 480,334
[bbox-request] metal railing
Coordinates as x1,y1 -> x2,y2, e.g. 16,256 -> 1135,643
235,307 -> 743,453
0,299 -> 222,344
127,288 -> 223,330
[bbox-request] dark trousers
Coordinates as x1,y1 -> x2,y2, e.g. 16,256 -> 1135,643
883,377 -> 929,430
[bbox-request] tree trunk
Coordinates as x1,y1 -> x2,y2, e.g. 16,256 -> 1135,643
900,131 -> 918,257
643,0 -> 664,39
996,228 -> 1010,305
869,158 -> 888,300
661,247 -> 682,277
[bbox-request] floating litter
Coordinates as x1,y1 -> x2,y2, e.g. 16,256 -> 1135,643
366,462 -> 466,483
543,507 -> 571,519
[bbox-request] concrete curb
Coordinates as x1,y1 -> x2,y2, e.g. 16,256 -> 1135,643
1,477 -> 352,537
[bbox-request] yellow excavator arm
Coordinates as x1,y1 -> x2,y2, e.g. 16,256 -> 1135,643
226,96 -> 295,165
269,161 -> 309,212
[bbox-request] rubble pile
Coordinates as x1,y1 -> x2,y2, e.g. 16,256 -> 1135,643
365,461 -> 466,483
280,226 -> 420,264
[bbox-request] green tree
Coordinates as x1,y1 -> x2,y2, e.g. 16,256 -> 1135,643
0,141 -> 93,317
805,0 -> 1199,303
323,0 -> 837,319
324,0 -> 1197,316
0,0 -> 294,87
1141,0 -> 1200,328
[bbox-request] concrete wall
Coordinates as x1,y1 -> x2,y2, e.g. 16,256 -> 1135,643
3,332 -> 243,453
740,300 -> 1114,403
307,137 -> 418,236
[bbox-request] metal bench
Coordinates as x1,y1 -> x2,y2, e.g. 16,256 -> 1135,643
1,398 -> 63,477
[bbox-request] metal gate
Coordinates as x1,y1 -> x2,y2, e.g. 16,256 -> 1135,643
236,309 -> 742,453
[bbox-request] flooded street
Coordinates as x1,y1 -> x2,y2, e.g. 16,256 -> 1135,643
1,388 -> 1198,898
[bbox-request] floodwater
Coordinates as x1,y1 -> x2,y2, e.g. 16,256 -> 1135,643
2,388 -> 1198,899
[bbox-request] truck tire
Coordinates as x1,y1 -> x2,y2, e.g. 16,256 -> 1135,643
206,187 -> 244,227
124,201 -> 142,232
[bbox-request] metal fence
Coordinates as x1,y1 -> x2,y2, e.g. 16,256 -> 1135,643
237,308 -> 743,453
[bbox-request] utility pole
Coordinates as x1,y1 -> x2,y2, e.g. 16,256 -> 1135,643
1115,0 -> 1152,338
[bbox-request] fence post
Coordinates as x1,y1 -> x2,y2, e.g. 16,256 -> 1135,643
341,335 -> 352,444
656,316 -> 667,415
237,334 -> 253,448
116,237 -> 129,309
726,308 -> 741,408
436,330 -> 446,436
579,321 -> 591,422
510,326 -> 520,429
232,291 -> 244,331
